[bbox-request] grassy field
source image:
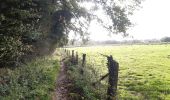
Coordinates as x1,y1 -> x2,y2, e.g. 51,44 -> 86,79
68,44 -> 170,100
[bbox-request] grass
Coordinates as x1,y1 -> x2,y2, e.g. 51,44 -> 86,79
65,57 -> 106,100
67,44 -> 170,100
0,52 -> 60,100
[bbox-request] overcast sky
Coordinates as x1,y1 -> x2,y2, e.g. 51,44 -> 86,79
89,0 -> 170,41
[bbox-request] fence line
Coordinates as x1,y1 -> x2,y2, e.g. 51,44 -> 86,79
63,49 -> 119,100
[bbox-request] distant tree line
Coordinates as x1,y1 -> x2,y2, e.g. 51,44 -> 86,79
161,37 -> 170,42
67,36 -> 170,46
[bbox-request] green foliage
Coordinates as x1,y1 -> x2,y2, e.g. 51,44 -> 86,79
0,0 -> 143,67
0,0 -> 54,67
0,36 -> 25,67
0,56 -> 60,99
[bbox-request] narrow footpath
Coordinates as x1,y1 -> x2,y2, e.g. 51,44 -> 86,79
53,59 -> 70,100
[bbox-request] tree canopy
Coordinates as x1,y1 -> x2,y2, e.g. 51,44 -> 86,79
0,0 -> 143,67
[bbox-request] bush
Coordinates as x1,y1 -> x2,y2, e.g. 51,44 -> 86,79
0,56 -> 60,99
0,36 -> 29,67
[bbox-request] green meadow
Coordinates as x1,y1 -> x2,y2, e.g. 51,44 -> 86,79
68,44 -> 170,99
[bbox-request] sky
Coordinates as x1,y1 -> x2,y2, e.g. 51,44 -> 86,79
89,0 -> 170,41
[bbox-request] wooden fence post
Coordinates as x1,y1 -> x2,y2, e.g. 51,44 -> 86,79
72,50 -> 74,58
66,50 -> 68,55
75,52 -> 78,64
82,54 -> 86,67
71,50 -> 74,64
67,50 -> 70,56
107,55 -> 119,100
80,54 -> 86,74
68,50 -> 70,56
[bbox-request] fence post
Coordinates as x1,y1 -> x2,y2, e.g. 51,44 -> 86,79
66,50 -> 68,55
80,54 -> 86,74
68,50 -> 70,56
75,52 -> 78,64
71,50 -> 75,64
82,54 -> 86,67
107,55 -> 119,100
72,50 -> 74,58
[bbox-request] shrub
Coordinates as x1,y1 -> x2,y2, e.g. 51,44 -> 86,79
0,56 -> 60,99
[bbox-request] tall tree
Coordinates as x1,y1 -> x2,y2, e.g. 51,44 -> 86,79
0,0 -> 143,67
57,0 -> 143,36
0,0 -> 57,66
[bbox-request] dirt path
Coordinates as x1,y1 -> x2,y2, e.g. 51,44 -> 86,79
53,59 -> 70,100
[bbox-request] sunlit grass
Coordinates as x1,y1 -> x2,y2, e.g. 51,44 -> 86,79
68,44 -> 170,99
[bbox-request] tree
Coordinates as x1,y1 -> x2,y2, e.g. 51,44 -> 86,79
60,0 -> 143,35
0,0 -> 57,67
0,0 -> 143,67
161,37 -> 170,42
70,38 -> 77,45
81,35 -> 90,45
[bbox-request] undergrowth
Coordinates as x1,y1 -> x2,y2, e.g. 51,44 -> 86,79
0,55 -> 60,100
65,58 -> 108,100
